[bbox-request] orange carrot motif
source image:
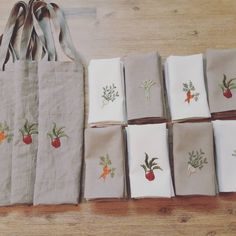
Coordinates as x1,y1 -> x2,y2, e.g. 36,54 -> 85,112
0,121 -> 13,144
183,81 -> 200,104
99,154 -> 115,181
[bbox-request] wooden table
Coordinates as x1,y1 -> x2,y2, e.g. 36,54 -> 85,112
0,0 -> 236,235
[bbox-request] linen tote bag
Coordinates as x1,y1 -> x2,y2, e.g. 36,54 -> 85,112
126,124 -> 174,198
213,120 -> 236,192
0,1 -> 27,206
84,126 -> 126,200
165,54 -> 210,121
10,0 -> 46,204
173,122 -> 216,196
124,52 -> 166,124
33,2 -> 84,205
206,49 -> 236,117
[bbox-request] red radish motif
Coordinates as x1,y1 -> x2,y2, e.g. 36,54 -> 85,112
47,123 -> 68,149
219,74 -> 236,98
141,153 -> 163,182
19,119 -> 38,145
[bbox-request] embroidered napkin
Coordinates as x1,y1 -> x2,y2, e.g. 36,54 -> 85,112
206,49 -> 236,115
173,122 -> 216,196
126,124 -> 174,198
88,58 -> 126,127
165,54 -> 210,121
212,120 -> 236,192
124,52 -> 165,123
84,126 -> 126,200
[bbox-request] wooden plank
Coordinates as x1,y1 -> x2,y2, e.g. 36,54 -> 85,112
0,0 -> 236,235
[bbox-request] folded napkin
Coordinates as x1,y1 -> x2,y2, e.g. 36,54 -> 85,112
84,126 -> 126,200
173,122 -> 216,196
165,54 -> 210,121
88,58 -> 126,127
124,52 -> 165,123
206,49 -> 236,115
126,124 -> 174,198
212,120 -> 236,192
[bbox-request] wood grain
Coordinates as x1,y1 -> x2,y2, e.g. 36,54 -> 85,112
0,0 -> 236,235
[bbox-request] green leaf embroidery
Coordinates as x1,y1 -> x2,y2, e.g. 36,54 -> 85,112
140,80 -> 156,102
101,83 -> 119,107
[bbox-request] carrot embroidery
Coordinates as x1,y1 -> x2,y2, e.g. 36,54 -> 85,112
187,149 -> 207,176
101,83 -> 119,107
47,122 -> 68,149
232,150 -> 236,157
183,81 -> 200,104
219,74 -> 236,98
140,80 -> 156,101
19,119 -> 38,145
0,121 -> 13,144
99,154 -> 115,181
140,152 -> 163,181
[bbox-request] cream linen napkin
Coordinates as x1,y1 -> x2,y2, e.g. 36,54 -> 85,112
126,124 -> 174,198
213,120 -> 236,192
165,54 -> 210,121
88,58 -> 126,127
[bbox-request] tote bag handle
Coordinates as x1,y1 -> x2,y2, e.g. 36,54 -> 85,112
0,1 -> 27,70
31,1 -> 83,64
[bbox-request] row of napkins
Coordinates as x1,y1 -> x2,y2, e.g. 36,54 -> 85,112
84,121 -> 236,199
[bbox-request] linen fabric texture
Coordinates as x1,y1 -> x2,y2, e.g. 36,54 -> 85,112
88,58 -> 126,127
126,124 -> 174,198
84,126 -> 126,200
165,54 -> 210,121
124,52 -> 165,123
173,122 -> 216,196
206,49 -> 236,115
213,120 -> 236,192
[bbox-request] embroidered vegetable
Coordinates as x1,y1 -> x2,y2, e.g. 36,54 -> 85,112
101,83 -> 119,107
0,121 -> 13,144
47,122 -> 68,149
140,80 -> 156,101
19,119 -> 38,145
141,152 -> 163,181
219,74 -> 236,98
99,154 -> 115,181
187,149 -> 208,176
183,81 -> 200,104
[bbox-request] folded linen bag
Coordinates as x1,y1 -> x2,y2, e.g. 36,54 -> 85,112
173,122 -> 216,196
212,120 -> 236,192
124,52 -> 165,123
206,49 -> 236,116
84,126 -> 126,200
88,58 -> 126,127
165,54 -> 210,121
126,124 -> 174,198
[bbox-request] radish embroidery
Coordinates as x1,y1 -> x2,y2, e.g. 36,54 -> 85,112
101,83 -> 119,107
99,154 -> 115,181
187,149 -> 207,176
183,81 -> 200,104
140,152 -> 163,181
0,121 -> 13,144
19,119 -> 38,145
219,74 -> 236,98
47,122 -> 68,149
140,80 -> 156,102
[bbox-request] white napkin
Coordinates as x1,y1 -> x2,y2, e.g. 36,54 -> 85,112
165,54 -> 210,121
212,120 -> 236,192
88,58 -> 126,127
126,124 -> 174,198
